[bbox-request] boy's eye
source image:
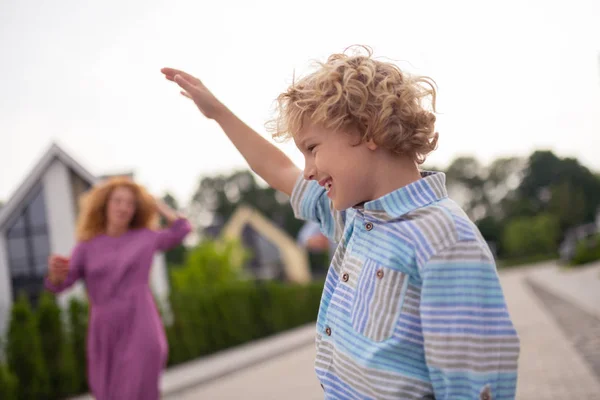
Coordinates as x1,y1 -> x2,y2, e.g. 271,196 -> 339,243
307,145 -> 317,153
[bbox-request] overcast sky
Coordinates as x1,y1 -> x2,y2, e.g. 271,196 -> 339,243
1,0 -> 599,206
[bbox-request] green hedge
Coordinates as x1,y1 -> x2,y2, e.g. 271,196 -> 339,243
5,294 -> 50,400
166,280 -> 323,366
0,280 -> 323,399
37,293 -> 78,398
0,364 -> 18,400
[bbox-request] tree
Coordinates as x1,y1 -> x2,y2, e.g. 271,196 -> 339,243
37,293 -> 77,398
445,156 -> 487,220
6,294 -> 50,400
445,156 -> 525,221
510,151 -> 600,234
502,214 -> 560,258
0,365 -> 18,400
161,192 -> 188,266
187,170 -> 304,239
170,238 -> 250,292
67,299 -> 88,393
476,216 -> 503,252
548,181 -> 587,230
485,157 -> 526,216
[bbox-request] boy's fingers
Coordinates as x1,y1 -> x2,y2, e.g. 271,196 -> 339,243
180,90 -> 192,99
161,68 -> 200,84
174,74 -> 196,93
160,67 -> 180,78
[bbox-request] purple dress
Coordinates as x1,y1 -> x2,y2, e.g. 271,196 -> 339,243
45,218 -> 191,400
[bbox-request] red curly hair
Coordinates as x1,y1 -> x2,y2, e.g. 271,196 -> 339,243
75,176 -> 158,241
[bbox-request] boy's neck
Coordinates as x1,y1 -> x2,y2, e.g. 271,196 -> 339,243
369,154 -> 422,201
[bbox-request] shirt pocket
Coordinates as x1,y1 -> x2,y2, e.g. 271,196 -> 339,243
350,258 -> 410,342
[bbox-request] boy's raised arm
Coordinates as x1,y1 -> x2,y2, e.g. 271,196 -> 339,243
161,68 -> 301,196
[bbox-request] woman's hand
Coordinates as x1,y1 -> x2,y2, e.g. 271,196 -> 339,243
154,198 -> 184,225
48,254 -> 70,285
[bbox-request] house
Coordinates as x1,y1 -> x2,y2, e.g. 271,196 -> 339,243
0,143 -> 171,336
206,205 -> 311,283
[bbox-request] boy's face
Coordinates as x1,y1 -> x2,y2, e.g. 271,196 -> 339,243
295,124 -> 378,211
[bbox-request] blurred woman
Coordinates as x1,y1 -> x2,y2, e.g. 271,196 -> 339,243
45,176 -> 191,400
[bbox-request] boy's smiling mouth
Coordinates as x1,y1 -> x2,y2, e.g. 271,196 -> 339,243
318,178 -> 333,192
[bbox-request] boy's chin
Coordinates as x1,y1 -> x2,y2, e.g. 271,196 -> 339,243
331,198 -> 352,211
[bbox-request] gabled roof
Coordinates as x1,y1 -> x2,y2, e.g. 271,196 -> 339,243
0,142 -> 97,230
221,204 -> 311,283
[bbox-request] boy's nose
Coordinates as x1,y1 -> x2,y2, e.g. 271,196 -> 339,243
304,169 -> 316,181
304,160 -> 317,181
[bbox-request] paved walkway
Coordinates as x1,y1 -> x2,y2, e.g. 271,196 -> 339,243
526,261 -> 600,319
504,266 -> 600,399
170,345 -> 322,400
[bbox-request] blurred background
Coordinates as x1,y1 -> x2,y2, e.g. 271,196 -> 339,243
0,0 -> 599,398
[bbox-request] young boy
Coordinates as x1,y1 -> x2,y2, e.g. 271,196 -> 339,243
162,46 -> 520,400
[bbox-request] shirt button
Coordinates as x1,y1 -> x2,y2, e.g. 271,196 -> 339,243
376,269 -> 384,279
365,222 -> 374,231
325,327 -> 332,336
342,272 -> 349,282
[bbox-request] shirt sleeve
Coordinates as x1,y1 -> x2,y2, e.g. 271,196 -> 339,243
419,240 -> 520,400
290,173 -> 346,243
155,217 -> 192,252
44,241 -> 87,293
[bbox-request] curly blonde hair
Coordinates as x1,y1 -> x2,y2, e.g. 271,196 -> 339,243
267,45 -> 439,164
76,177 -> 158,241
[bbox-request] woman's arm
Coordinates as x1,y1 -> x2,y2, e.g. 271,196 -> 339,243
154,198 -> 192,251
45,243 -> 86,293
155,198 -> 184,226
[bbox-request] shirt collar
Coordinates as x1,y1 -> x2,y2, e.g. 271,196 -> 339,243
355,171 -> 448,220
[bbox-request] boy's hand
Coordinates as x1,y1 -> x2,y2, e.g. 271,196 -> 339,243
162,66 -> 300,196
161,68 -> 226,120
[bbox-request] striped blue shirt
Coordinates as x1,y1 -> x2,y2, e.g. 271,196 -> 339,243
290,171 -> 520,400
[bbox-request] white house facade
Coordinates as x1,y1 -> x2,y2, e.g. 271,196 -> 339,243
0,143 -> 171,336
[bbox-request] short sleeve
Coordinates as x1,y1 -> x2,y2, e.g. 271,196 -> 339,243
290,173 -> 346,243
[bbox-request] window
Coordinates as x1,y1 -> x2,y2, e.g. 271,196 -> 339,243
240,225 -> 285,280
6,185 -> 51,304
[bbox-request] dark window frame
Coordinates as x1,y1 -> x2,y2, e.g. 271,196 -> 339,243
6,184 -> 50,303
